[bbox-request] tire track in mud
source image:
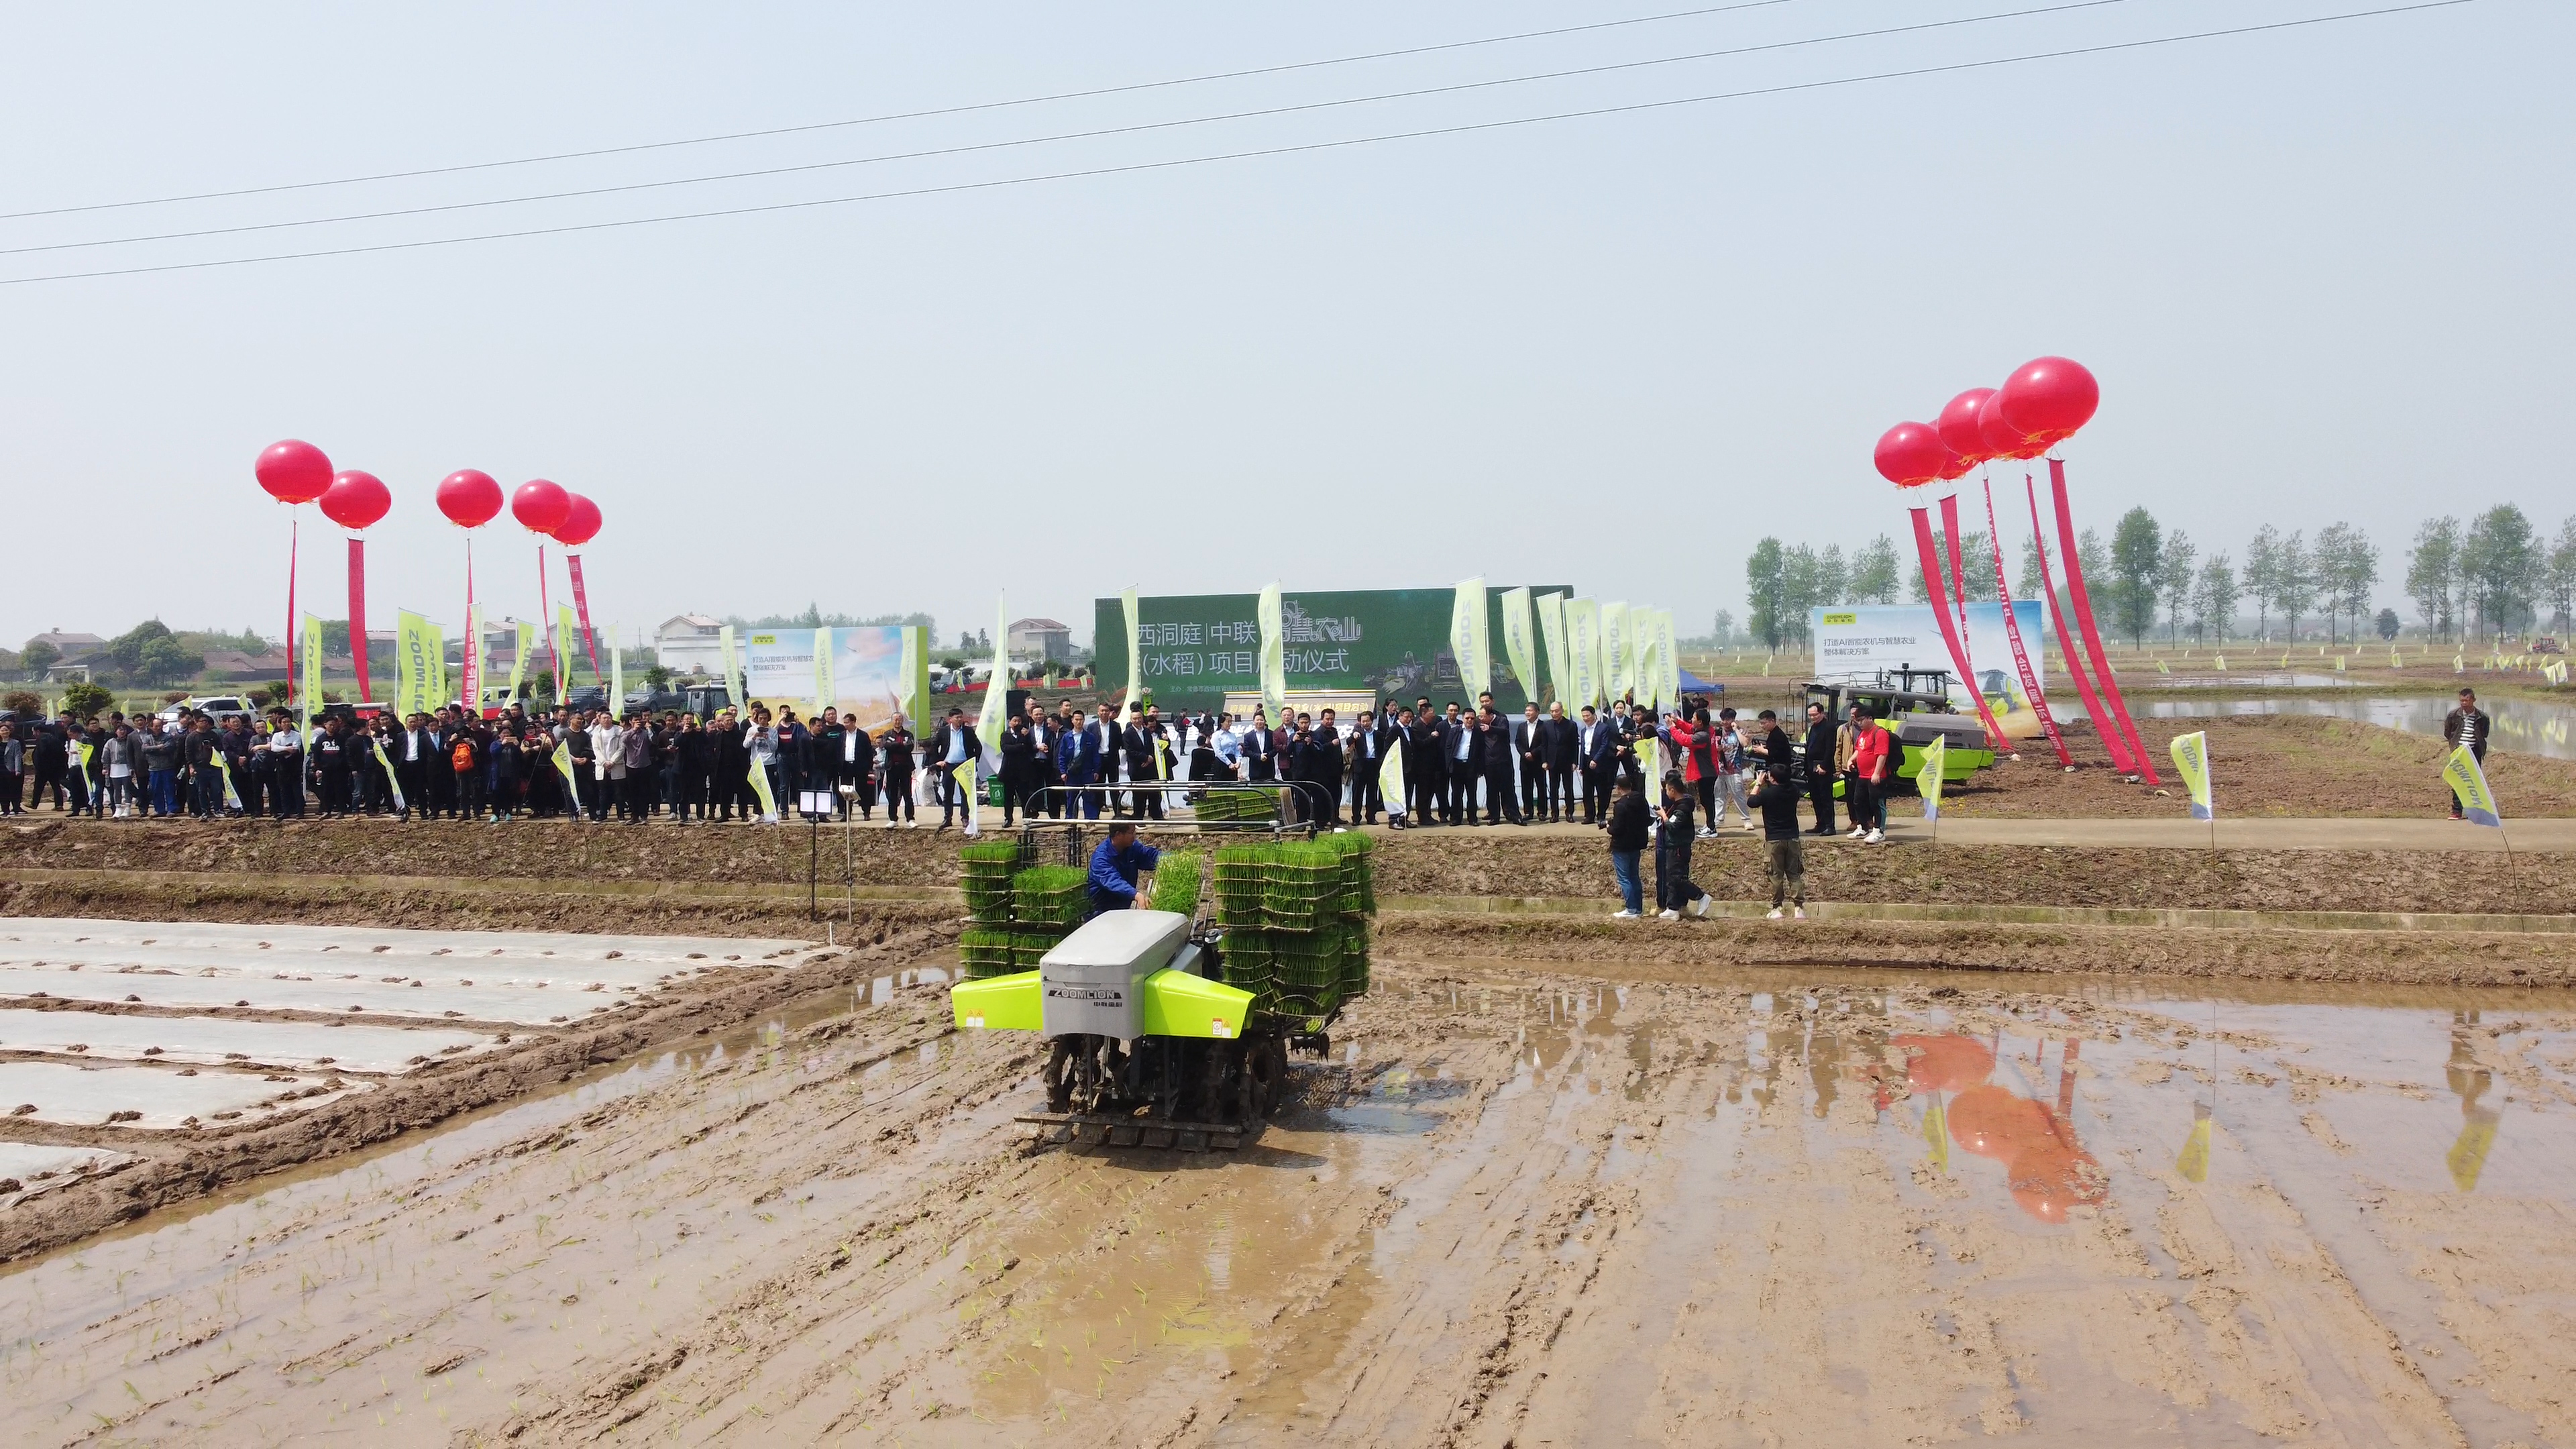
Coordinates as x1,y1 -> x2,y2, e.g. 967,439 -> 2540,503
10,963 -> 2573,1445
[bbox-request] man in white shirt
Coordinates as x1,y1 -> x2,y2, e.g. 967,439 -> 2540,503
590,713 -> 627,823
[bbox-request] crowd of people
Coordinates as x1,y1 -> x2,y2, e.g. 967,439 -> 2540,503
0,698 -> 922,825
0,688 -> 1905,927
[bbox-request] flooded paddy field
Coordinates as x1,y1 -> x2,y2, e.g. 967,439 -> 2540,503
5,947 -> 2571,1446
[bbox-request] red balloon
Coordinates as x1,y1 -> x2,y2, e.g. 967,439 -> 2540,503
1978,389 -> 2047,461
1896,1034 -> 1994,1093
317,470 -> 391,531
1936,388 -> 1996,464
1873,421 -> 1956,488
435,469 -> 504,529
511,478 -> 570,535
255,439 -> 333,505
1997,355 -> 2100,449
1937,452 -> 1973,482
552,492 -> 602,547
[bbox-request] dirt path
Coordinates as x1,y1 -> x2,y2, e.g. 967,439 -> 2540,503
8,953 -> 2572,1446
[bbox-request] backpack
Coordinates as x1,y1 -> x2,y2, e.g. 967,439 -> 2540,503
452,738 -> 478,773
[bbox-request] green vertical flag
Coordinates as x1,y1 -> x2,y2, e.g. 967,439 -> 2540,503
609,623 -> 624,712
300,611 -> 325,733
1656,610 -> 1680,708
2168,730 -> 2213,820
2443,744 -> 2500,827
812,625 -> 833,718
1257,582 -> 1287,721
508,619 -> 536,702
719,623 -> 745,706
395,610 -> 441,718
1499,586 -> 1537,704
897,625 -> 926,730
1450,578 -> 1489,700
1920,735 -> 1947,822
1601,602 -> 1629,703
1562,598 -> 1599,708
974,596 -> 1010,752
1534,591 -> 1570,708
554,605 -> 580,693
1118,588 -> 1140,714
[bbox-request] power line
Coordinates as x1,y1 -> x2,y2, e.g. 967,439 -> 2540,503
0,0 -> 1811,223
0,0 -> 2147,259
0,1 -> 2475,288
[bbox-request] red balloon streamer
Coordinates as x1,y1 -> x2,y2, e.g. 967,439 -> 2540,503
538,545 -> 560,694
1909,508 -> 2012,753
565,553 -> 602,682
1938,493 -> 1979,720
286,518 -> 299,707
461,537 -> 478,712
2047,459 -> 2159,783
1982,476 -> 2073,768
2024,476 -> 2135,774
347,537 -> 371,706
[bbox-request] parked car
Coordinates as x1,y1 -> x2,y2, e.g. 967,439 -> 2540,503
158,695 -> 260,722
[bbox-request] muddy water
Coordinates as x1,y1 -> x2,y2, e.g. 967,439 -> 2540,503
4,956 -> 2575,1446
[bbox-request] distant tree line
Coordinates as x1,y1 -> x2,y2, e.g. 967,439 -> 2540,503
1744,505 -> 2575,651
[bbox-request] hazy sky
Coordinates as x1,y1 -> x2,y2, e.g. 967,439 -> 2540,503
1,0 -> 2563,654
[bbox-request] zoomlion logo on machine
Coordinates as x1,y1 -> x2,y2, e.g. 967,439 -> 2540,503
1047,985 -> 1124,1005
1821,612 -> 1859,627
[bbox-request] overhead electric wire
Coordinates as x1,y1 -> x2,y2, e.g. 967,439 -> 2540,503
0,0 -> 1813,223
0,0 -> 2151,260
0,1 -> 2474,288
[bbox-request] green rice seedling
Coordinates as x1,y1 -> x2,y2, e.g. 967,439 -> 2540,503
1012,865 -> 1091,930
957,928 -> 1018,980
1147,852 -> 1202,918
959,841 -> 1022,924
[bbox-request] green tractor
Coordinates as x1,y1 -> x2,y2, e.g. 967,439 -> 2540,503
949,783 -> 1371,1150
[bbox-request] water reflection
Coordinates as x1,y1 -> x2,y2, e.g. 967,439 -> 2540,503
2133,694 -> 2576,761
2447,1009 -> 2502,1191
1899,1030 -> 2106,1223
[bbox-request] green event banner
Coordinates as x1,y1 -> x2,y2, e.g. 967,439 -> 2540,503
1093,586 -> 1570,715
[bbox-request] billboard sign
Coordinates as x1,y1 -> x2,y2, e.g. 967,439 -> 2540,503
741,625 -> 931,733
1811,602 -> 2051,737
1093,586 -> 1569,716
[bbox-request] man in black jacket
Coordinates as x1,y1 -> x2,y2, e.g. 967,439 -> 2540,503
1300,708 -> 1346,826
1444,702 -> 1481,824
1540,702 -> 1579,823
1513,703 -> 1547,822
1478,705 -> 1523,824
1345,708 -> 1397,825
1576,705 -> 1617,824
1801,702 -> 1839,836
1409,699 -> 1446,826
1120,704 -> 1166,821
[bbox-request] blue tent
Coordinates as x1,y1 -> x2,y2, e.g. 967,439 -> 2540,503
1678,667 -> 1722,695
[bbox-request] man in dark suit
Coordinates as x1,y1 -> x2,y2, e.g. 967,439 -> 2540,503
1512,703 -> 1547,823
1539,702 -> 1578,822
1407,698 -> 1443,826
1344,707 -> 1395,825
1477,705 -> 1523,824
1293,710 -> 1341,826
1122,703 -> 1167,820
1801,701 -> 1839,836
1057,706 -> 1102,820
1444,702 -> 1480,824
1577,704 -> 1619,824
1240,707 -> 1275,781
